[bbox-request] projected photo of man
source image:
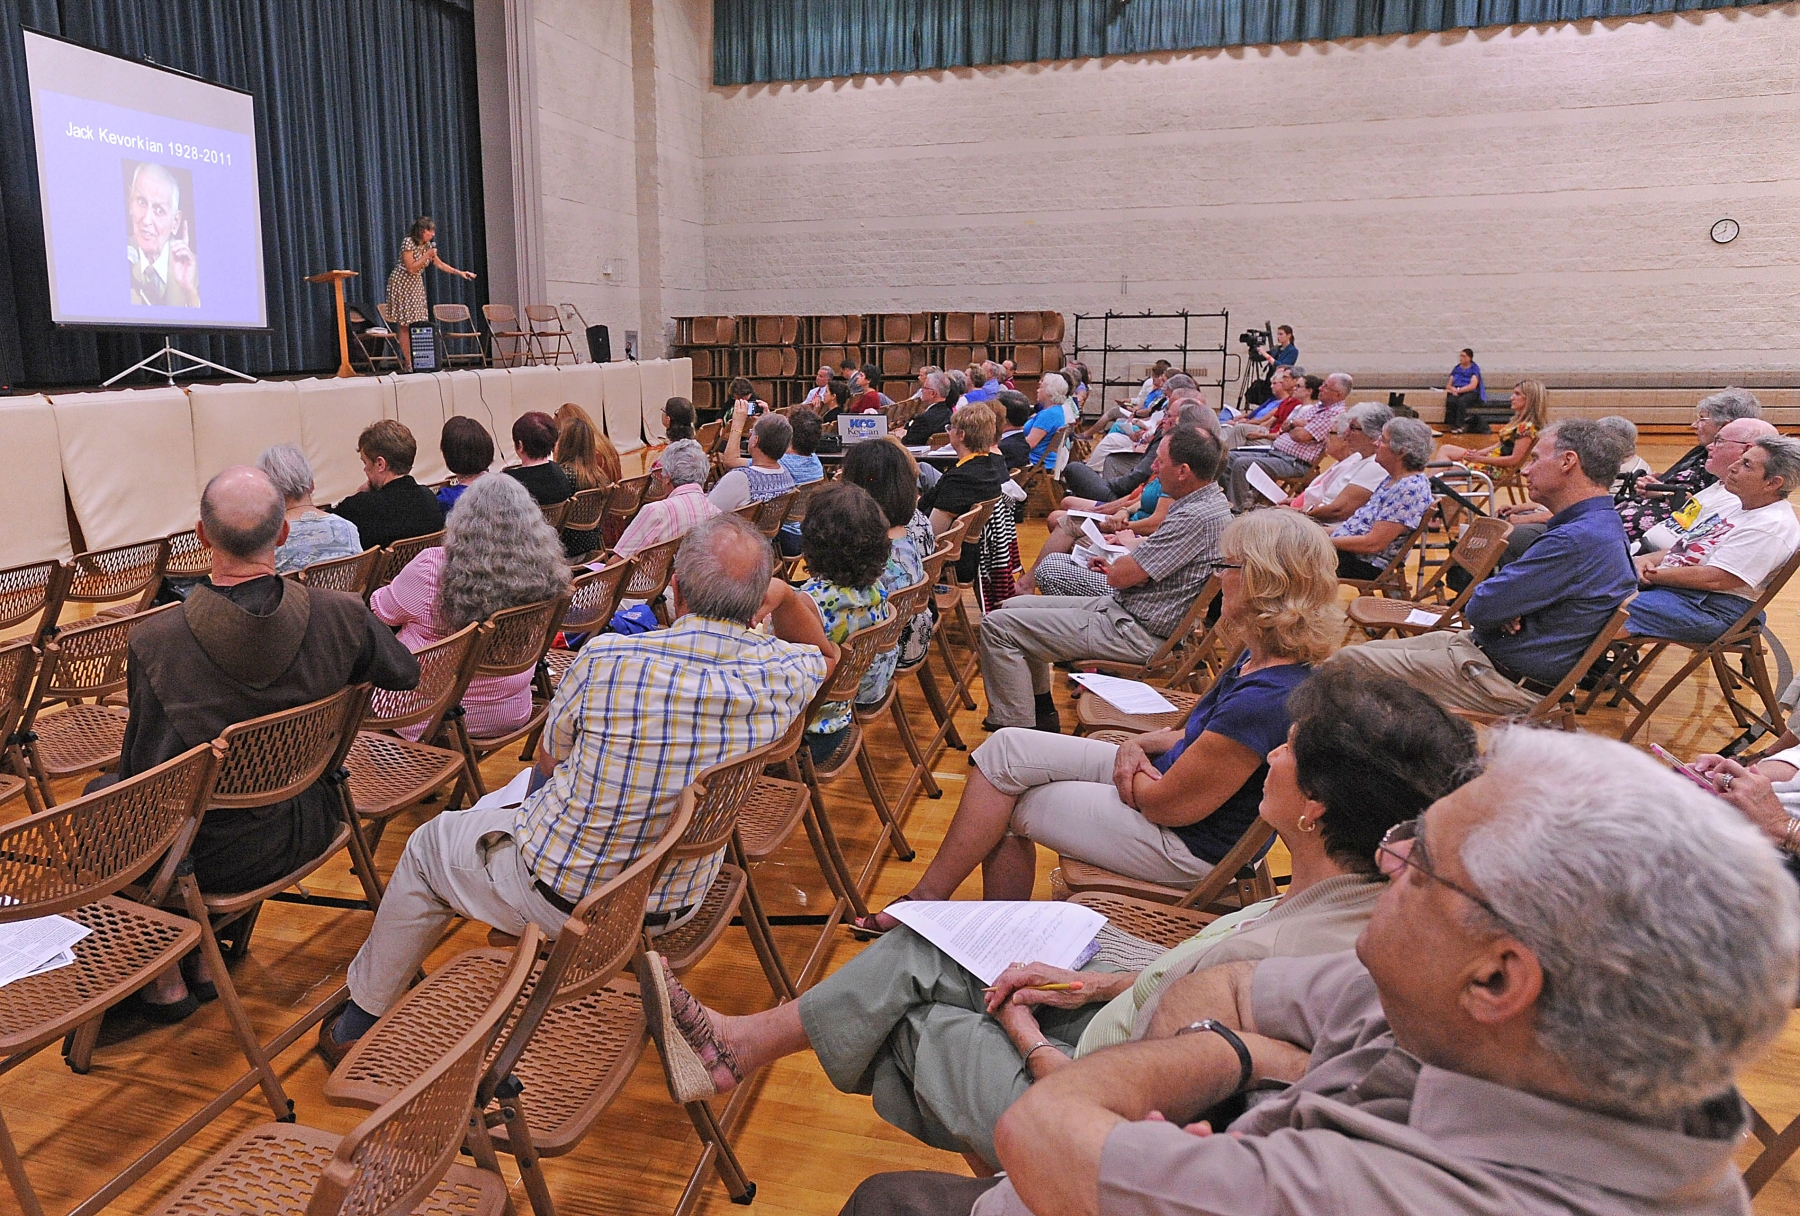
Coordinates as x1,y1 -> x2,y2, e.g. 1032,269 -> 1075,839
124,160 -> 199,307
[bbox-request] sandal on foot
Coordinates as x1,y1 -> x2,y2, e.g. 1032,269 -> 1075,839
635,951 -> 742,1104
848,895 -> 913,941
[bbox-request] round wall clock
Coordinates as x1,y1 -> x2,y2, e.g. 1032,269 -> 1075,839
1711,218 -> 1741,244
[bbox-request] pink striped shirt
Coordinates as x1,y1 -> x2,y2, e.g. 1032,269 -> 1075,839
370,547 -> 533,741
612,483 -> 719,559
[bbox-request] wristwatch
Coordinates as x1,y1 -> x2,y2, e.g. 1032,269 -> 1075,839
1177,1018 -> 1254,1095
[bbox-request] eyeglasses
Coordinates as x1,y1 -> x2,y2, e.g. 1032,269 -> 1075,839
1375,819 -> 1518,933
1213,560 -> 1245,570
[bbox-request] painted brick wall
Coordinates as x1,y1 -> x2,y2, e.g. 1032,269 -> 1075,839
698,4 -> 1800,380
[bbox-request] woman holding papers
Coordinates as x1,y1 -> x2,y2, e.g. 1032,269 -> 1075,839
634,667 -> 1478,1171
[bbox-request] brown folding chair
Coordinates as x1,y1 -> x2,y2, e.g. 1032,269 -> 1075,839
600,474 -> 653,549
853,575 -> 949,814
525,305 -> 576,365
1074,581 -> 1237,736
695,419 -> 723,455
1465,597 -> 1638,731
788,614 -> 916,989
0,559 -> 67,645
346,302 -> 402,374
163,527 -> 213,584
542,558 -> 631,695
433,302 -> 488,368
1336,498 -> 1443,598
65,537 -> 170,619
1346,514 -> 1513,637
620,534 -> 683,625
15,604 -> 177,807
0,639 -> 36,812
296,547 -> 383,596
890,536 -> 971,755
0,745 -> 221,1216
540,498 -> 571,530
750,490 -> 796,541
1586,554 -> 1800,744
339,624 -> 481,853
482,303 -> 533,368
1744,1084 -> 1800,1196
932,498 -> 1001,711
73,686 -> 384,1113
560,486 -> 610,561
449,596 -> 569,798
324,791 -> 718,1216
154,928 -> 536,1216
366,530 -> 446,599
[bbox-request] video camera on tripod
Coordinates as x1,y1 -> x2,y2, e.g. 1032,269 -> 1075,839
1238,321 -> 1276,408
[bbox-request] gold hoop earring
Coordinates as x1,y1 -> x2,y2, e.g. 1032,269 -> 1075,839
1296,815 -> 1317,834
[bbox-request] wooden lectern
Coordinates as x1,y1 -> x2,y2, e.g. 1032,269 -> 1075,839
305,269 -> 360,377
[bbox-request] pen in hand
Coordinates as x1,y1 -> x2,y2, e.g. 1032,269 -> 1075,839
984,981 -> 1084,994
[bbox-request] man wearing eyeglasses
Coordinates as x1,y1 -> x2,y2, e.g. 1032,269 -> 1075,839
836,729 -> 1799,1216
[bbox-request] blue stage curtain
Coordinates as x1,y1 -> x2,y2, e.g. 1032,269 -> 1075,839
713,0 -> 1746,85
0,0 -> 483,387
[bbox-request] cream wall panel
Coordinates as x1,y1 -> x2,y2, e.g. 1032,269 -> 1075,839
449,370 -> 514,470
189,381 -> 303,498
51,387 -> 197,550
558,364 -> 607,433
298,377 -> 387,505
599,360 -> 645,452
383,373 -> 461,484
638,359 -> 674,442
669,355 -> 692,404
0,396 -> 71,565
507,365 -> 572,427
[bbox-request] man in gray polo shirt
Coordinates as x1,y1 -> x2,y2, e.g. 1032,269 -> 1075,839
977,427 -> 1227,732
836,727 -> 1798,1216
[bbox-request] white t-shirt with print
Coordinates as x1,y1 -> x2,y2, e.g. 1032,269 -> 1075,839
1642,481 -> 1739,553
1657,497 -> 1800,598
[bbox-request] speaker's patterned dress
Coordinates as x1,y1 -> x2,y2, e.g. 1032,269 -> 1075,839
385,236 -> 428,325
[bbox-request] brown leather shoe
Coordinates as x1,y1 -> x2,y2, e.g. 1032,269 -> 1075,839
316,1009 -> 354,1070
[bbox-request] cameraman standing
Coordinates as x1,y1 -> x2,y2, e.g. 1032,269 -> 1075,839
1271,324 -> 1298,367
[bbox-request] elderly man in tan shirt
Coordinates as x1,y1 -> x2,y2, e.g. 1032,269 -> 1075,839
836,726 -> 1799,1216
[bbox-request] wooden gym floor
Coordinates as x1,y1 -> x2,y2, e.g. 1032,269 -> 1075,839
11,437 -> 1800,1215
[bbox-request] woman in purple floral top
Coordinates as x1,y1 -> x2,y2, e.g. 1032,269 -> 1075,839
1329,417 -> 1435,580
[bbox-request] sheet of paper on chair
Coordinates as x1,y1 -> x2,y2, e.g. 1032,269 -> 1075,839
1070,672 -> 1179,715
1080,518 -> 1130,558
1064,510 -> 1112,522
1246,463 -> 1288,503
1404,608 -> 1444,627
884,901 -> 1108,985
0,914 -> 91,989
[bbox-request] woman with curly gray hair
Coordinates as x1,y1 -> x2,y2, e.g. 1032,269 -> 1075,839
371,474 -> 570,740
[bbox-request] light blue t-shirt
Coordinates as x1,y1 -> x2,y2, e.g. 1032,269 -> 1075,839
1026,405 -> 1065,469
779,452 -> 825,539
274,511 -> 365,575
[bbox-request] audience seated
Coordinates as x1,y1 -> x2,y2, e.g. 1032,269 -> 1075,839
324,515 -> 834,1062
1627,434 -> 1800,642
1617,387 -> 1762,543
817,377 -> 855,425
710,412 -> 798,512
117,466 -> 419,1017
995,391 -> 1035,469
1225,372 -> 1351,510
1290,403 -> 1391,523
503,411 -> 575,506
1635,417 -> 1778,552
839,728 -> 1799,1216
775,407 -> 828,557
661,396 -> 698,443
435,416 -> 494,513
922,405 -> 1010,582
636,668 -> 1475,1168
795,483 -> 896,764
1328,417 -> 1435,580
884,509 -> 1334,923
727,375 -> 770,418
801,364 -> 834,408
257,443 -> 364,574
1062,402 -> 1213,504
1020,374 -> 1074,471
553,407 -> 619,493
1016,471 -> 1171,599
612,439 -> 718,560
1225,365 -> 1306,448
1598,414 -> 1654,486
842,438 -> 935,678
329,419 -> 446,549
851,363 -> 892,414
371,474 -> 570,742
902,371 -> 961,447
964,361 -> 1007,404
978,427 -> 1228,732
1435,378 -> 1546,472
1329,419 -> 1635,715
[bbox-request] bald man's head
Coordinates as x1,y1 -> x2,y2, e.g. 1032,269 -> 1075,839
1720,418 -> 1780,444
200,465 -> 286,560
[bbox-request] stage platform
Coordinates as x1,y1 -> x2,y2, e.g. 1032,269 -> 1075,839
0,359 -> 690,568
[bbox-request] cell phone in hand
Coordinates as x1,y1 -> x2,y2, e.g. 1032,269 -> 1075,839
1649,743 -> 1721,794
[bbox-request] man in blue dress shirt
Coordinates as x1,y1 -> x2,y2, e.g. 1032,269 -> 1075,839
1328,419 -> 1637,715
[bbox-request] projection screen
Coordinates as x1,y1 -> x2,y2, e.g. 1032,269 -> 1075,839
22,29 -> 268,330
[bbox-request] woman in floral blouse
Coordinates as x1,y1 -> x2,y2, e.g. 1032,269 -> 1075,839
1435,378 -> 1546,472
1330,418 -> 1437,581
797,483 -> 895,765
